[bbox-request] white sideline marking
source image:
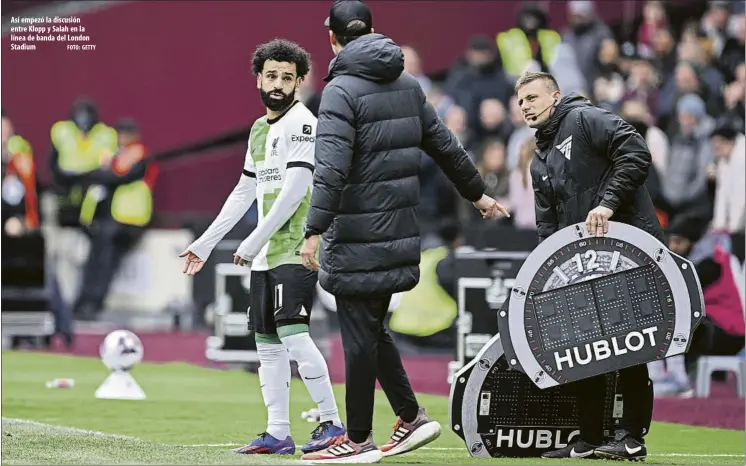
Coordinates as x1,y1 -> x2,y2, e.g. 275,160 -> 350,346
2,418 -> 140,441
4,418 -> 742,458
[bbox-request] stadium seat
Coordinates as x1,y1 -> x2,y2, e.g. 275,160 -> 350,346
695,354 -> 745,398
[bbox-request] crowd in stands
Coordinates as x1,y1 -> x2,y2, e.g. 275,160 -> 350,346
404,0 -> 745,397
2,98 -> 157,344
4,1 -> 743,394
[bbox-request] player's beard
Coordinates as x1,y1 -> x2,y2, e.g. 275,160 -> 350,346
260,89 -> 295,112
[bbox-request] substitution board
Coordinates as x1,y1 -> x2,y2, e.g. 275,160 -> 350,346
499,221 -> 704,388
449,332 -> 619,458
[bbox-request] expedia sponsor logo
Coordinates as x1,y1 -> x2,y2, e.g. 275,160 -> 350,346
553,326 -> 658,371
494,428 -> 579,449
257,167 -> 282,183
291,134 -> 315,143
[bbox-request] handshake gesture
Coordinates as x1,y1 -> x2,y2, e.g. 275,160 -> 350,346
473,194 -> 511,220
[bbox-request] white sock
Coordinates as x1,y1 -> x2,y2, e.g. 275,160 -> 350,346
257,342 -> 291,439
281,332 -> 342,427
666,355 -> 689,386
648,360 -> 666,382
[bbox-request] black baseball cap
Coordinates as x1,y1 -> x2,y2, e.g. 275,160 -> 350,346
710,121 -> 739,141
324,0 -> 372,36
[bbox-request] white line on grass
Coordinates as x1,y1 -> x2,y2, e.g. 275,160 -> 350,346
2,418 -> 141,441
4,418 -> 742,459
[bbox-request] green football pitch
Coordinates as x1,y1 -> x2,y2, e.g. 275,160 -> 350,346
2,351 -> 743,465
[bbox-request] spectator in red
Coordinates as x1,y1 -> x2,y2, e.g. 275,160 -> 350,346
666,214 -> 745,380
622,47 -> 662,119
637,0 -> 669,58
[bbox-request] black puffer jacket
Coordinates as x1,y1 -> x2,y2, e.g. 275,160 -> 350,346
305,34 -> 486,297
530,94 -> 664,243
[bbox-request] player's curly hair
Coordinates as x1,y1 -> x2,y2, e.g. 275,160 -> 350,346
251,39 -> 311,78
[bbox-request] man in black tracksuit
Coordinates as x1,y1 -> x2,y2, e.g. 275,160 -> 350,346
516,72 -> 661,461
299,1 -> 507,463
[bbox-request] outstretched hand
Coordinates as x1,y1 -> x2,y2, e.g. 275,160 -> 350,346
178,249 -> 205,276
473,194 -> 511,220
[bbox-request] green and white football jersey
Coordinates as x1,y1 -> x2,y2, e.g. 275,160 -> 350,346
244,101 -> 316,271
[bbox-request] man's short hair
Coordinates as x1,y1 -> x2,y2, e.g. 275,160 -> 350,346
710,121 -> 739,141
335,19 -> 369,46
514,71 -> 560,93
251,39 -> 311,78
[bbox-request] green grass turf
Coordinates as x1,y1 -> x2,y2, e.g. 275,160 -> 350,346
1,351 -> 743,465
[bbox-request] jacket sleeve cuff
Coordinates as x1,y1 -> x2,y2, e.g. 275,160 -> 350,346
304,225 -> 322,239
463,176 -> 487,203
305,208 -> 333,236
600,197 -> 619,213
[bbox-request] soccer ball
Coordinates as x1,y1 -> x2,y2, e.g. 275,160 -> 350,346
99,330 -> 144,372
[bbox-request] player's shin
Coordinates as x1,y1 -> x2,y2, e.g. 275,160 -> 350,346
256,333 -> 292,440
279,324 -> 342,427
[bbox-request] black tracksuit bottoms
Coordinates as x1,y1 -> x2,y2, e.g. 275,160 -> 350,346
335,294 -> 420,444
572,363 -> 654,445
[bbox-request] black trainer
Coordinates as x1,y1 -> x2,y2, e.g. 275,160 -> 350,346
594,430 -> 647,461
541,440 -> 598,459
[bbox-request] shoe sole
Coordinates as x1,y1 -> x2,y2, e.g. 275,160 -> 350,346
301,449 -> 383,464
231,448 -> 296,455
594,450 -> 646,461
381,421 -> 442,458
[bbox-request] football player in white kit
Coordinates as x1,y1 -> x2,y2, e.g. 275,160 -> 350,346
179,39 -> 346,456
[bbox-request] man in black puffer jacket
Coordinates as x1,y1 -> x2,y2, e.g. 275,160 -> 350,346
300,1 -> 507,463
517,71 -> 662,461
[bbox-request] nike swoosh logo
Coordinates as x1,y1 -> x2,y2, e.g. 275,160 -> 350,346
542,175 -> 549,181
625,444 -> 643,455
304,375 -> 323,380
570,448 -> 594,458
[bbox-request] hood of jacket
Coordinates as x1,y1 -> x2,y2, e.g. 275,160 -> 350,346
325,33 -> 404,83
